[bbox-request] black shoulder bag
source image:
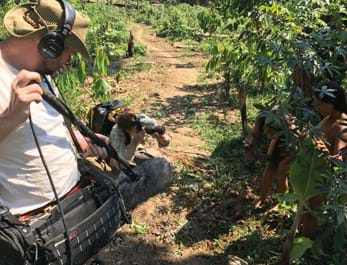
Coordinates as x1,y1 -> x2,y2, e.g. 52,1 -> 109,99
0,76 -> 141,265
87,100 -> 123,136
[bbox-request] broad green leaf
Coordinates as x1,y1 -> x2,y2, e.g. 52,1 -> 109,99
290,237 -> 313,261
77,58 -> 87,84
333,224 -> 346,251
92,78 -> 105,97
336,210 -> 346,226
289,138 -> 329,200
264,113 -> 273,125
277,193 -> 301,203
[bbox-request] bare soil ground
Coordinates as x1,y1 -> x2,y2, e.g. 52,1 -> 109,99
114,23 -> 217,157
97,24 -> 271,265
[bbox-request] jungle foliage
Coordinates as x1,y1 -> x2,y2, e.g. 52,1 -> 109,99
135,0 -> 347,263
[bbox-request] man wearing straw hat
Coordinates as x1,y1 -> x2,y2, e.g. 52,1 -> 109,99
0,1 -> 172,264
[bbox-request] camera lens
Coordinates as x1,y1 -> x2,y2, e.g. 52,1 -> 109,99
145,125 -> 166,135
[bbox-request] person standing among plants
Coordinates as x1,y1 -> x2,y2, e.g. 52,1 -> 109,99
244,108 -> 292,209
243,114 -> 269,162
299,81 -> 347,238
313,81 -> 347,160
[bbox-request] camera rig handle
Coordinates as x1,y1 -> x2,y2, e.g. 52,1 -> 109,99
42,89 -> 140,182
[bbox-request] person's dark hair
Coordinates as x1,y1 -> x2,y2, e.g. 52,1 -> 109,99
116,111 -> 137,130
313,81 -> 347,113
116,111 -> 137,145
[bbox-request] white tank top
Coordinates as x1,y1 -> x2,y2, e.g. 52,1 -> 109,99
0,58 -> 79,215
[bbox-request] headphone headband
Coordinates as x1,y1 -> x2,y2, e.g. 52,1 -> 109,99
38,0 -> 76,59
60,0 -> 75,35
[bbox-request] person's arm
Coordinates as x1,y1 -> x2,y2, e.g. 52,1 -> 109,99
332,126 -> 347,160
244,116 -> 263,148
275,155 -> 291,178
73,130 -> 109,159
0,70 -> 42,143
243,116 -> 268,161
125,128 -> 145,161
0,108 -> 26,143
109,126 -> 145,163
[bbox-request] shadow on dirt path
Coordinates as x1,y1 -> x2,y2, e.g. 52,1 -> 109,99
117,23 -> 232,157
98,24 -> 257,265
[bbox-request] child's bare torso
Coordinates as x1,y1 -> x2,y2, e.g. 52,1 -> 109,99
319,113 -> 347,155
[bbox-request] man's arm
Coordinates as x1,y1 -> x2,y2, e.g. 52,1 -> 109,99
0,70 -> 42,143
73,130 -> 109,159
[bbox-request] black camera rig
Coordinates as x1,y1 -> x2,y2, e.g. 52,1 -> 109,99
135,114 -> 166,135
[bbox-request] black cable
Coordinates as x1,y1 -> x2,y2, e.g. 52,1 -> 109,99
28,107 -> 73,265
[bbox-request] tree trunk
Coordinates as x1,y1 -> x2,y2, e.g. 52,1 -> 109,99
239,84 -> 247,138
292,65 -> 315,97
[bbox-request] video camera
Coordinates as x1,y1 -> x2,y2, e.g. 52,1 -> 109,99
135,114 -> 166,135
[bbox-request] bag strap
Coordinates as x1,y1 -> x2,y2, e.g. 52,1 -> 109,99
44,77 -> 85,156
42,76 -> 133,223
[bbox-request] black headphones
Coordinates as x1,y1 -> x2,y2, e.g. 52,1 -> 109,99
38,0 -> 76,59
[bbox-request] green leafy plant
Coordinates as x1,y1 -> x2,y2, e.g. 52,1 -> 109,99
289,139 -> 328,201
280,138 -> 329,263
136,3 -> 208,41
131,223 -> 150,234
92,48 -> 111,100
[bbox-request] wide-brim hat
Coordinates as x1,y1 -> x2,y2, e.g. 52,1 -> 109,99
4,0 -> 90,60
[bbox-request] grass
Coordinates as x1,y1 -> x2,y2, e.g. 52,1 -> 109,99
163,86 -> 346,264
176,91 -> 296,264
188,112 -> 242,150
131,223 -> 150,234
122,57 -> 152,76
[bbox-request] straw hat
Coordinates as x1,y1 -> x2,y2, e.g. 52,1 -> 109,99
4,0 -> 90,60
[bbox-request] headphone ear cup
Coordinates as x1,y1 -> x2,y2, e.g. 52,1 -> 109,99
38,32 -> 65,59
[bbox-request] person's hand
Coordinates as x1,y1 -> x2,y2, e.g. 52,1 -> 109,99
315,139 -> 330,155
242,137 -> 253,149
152,132 -> 171,147
77,132 -> 109,159
84,133 -> 109,159
243,137 -> 257,160
132,128 -> 145,145
10,70 -> 43,122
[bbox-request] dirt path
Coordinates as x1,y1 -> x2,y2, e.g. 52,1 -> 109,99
116,23 -> 219,157
97,24 -> 241,265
